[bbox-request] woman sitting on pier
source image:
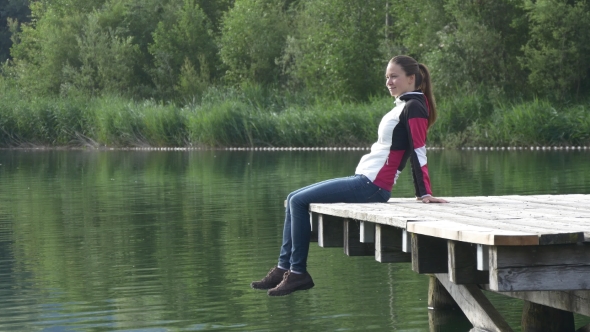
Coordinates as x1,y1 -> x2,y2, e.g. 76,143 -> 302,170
252,55 -> 448,296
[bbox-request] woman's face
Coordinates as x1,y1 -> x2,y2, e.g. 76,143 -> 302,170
385,62 -> 415,97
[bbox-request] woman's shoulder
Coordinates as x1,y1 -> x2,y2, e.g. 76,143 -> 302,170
403,98 -> 428,118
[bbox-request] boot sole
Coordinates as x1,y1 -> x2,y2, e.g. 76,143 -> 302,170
267,282 -> 315,296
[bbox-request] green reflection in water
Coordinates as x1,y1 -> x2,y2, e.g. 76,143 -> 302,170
0,150 -> 589,331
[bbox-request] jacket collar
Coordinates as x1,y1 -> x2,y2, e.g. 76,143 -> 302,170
395,90 -> 424,105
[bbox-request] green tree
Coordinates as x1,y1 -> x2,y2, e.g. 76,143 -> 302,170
7,2 -> 88,95
60,13 -> 142,96
219,0 -> 289,85
93,0 -> 171,96
148,0 -> 217,99
387,0 -> 450,59
421,0 -> 528,96
521,0 -> 590,98
282,0 -> 387,101
195,0 -> 234,33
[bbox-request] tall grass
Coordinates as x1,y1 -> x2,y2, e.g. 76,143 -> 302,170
1,80 -> 589,148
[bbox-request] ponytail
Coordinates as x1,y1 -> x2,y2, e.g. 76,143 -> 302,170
390,55 -> 438,129
418,63 -> 437,129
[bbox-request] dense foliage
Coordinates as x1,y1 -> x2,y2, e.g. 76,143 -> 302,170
1,0 -> 589,147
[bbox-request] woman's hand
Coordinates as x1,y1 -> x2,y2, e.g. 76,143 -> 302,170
419,196 -> 449,203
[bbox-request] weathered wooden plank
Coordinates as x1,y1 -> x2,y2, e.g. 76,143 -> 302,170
411,233 -> 448,274
401,206 -> 583,244
407,220 -> 539,246
503,208 -> 590,219
492,195 -> 590,210
435,273 -> 514,332
487,196 -> 589,209
482,288 -> 590,317
310,202 -> 431,229
317,214 -> 344,248
448,241 -> 489,284
465,216 -> 588,244
493,243 -> 590,267
375,224 -> 411,263
521,301 -> 575,332
344,219 -> 374,256
360,221 -> 375,243
490,244 -> 590,291
311,195 -> 590,249
423,201 -> 584,219
492,265 -> 590,292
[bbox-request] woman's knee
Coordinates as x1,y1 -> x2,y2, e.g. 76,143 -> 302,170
286,191 -> 297,203
289,192 -> 308,210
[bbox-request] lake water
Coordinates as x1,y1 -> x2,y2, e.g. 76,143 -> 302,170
0,149 -> 589,331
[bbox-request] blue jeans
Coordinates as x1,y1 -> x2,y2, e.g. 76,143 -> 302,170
278,174 -> 391,273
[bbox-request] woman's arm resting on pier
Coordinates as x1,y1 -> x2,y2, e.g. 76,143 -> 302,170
418,196 -> 449,203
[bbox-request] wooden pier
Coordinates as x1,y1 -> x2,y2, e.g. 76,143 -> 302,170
308,194 -> 590,332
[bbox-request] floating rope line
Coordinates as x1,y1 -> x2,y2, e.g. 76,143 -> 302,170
5,146 -> 588,151
461,146 -> 588,151
109,146 -> 590,151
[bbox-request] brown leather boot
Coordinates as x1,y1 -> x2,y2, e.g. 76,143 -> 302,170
250,266 -> 287,290
267,271 -> 314,296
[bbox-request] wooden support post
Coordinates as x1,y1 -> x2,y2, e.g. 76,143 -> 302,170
435,273 -> 514,332
521,301 -> 575,332
412,234 -> 448,274
318,214 -> 344,248
428,308 -> 472,332
360,221 -> 375,243
309,212 -> 318,242
375,224 -> 411,263
428,275 -> 459,310
427,281 -> 471,332
344,219 -> 374,256
448,241 -> 489,284
490,243 -> 590,291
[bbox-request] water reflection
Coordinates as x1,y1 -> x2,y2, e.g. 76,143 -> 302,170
0,149 -> 589,331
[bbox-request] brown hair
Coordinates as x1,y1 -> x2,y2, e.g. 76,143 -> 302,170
390,55 -> 437,128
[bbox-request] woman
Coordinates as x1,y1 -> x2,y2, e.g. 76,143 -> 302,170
251,55 -> 448,296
